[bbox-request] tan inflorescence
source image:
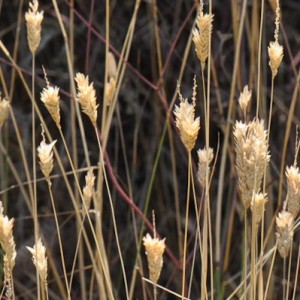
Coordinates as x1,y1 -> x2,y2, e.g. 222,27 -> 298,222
192,6 -> 214,70
268,0 -> 283,77
75,73 -> 99,125
27,238 -> 48,284
285,165 -> 300,218
143,233 -> 166,283
0,201 -> 16,300
174,79 -> 200,152
41,85 -> 61,129
251,193 -> 268,225
234,119 -> 270,209
197,147 -> 214,189
238,85 -> 252,116
0,97 -> 10,128
25,0 -> 43,54
37,139 -> 57,179
276,211 -> 294,259
83,169 -> 96,212
105,52 -> 117,106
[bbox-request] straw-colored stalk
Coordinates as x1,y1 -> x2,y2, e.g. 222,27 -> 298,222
174,81 -> 200,152
0,201 -> 16,300
25,0 -> 43,54
234,119 -> 270,209
75,73 -> 99,125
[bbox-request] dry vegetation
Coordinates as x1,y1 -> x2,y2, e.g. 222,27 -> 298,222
0,0 -> 300,299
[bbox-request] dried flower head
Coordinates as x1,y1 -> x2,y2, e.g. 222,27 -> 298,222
25,0 -> 43,54
37,138 -> 57,179
75,73 -> 98,125
251,193 -> 268,225
83,169 -> 95,212
0,97 -> 10,128
143,233 -> 166,283
104,77 -> 116,107
197,147 -> 214,189
276,211 -> 294,258
0,202 -> 16,299
268,41 -> 283,78
107,52 -> 117,79
41,85 -> 61,128
192,7 -> 214,70
234,119 -> 270,208
285,165 -> 300,218
238,85 -> 251,116
174,79 -> 200,152
27,238 -> 48,284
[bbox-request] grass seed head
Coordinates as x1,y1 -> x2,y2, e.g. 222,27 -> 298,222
234,119 -> 270,208
286,165 -> 300,218
143,233 -> 166,283
276,210 -> 294,258
268,41 -> 283,78
27,238 -> 48,284
174,80 -> 200,152
41,85 -> 61,129
197,147 -> 214,189
251,193 -> 267,225
75,73 -> 98,125
83,169 -> 96,212
104,77 -> 116,107
37,138 -> 57,179
107,52 -> 117,79
25,0 -> 43,54
238,85 -> 251,116
0,97 -> 10,128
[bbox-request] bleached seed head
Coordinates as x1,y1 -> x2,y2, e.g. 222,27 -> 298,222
0,98 -> 10,128
75,73 -> 98,125
193,12 -> 214,69
285,165 -> 300,217
276,210 -> 294,258
197,147 -> 214,188
251,193 -> 267,225
83,169 -> 95,211
37,139 -> 57,179
27,238 -> 48,284
268,41 -> 283,78
25,0 -> 43,54
174,81 -> 200,152
107,52 -> 117,79
143,233 -> 166,283
41,86 -> 61,128
238,85 -> 251,113
104,77 -> 116,107
234,119 -> 270,208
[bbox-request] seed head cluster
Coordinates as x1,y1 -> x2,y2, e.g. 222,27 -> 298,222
197,147 -> 214,189
234,119 -> 270,208
285,165 -> 300,218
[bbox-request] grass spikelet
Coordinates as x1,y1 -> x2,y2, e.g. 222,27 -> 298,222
104,77 -> 116,107
234,119 -> 270,208
83,169 -> 95,212
25,0 -> 43,54
174,80 -> 200,152
276,211 -> 294,259
285,165 -> 300,218
75,73 -> 98,125
192,5 -> 214,70
251,192 -> 267,225
27,238 -> 48,285
238,85 -> 251,118
37,133 -> 57,180
0,96 -> 10,128
0,201 -> 16,300
41,85 -> 61,129
107,51 -> 117,79
197,147 -> 214,189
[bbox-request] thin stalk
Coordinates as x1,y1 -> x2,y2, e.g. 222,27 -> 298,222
181,152 -> 192,299
264,244 -> 277,300
292,243 -> 300,300
46,179 -> 70,298
95,127 -> 129,300
243,208 -> 248,300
